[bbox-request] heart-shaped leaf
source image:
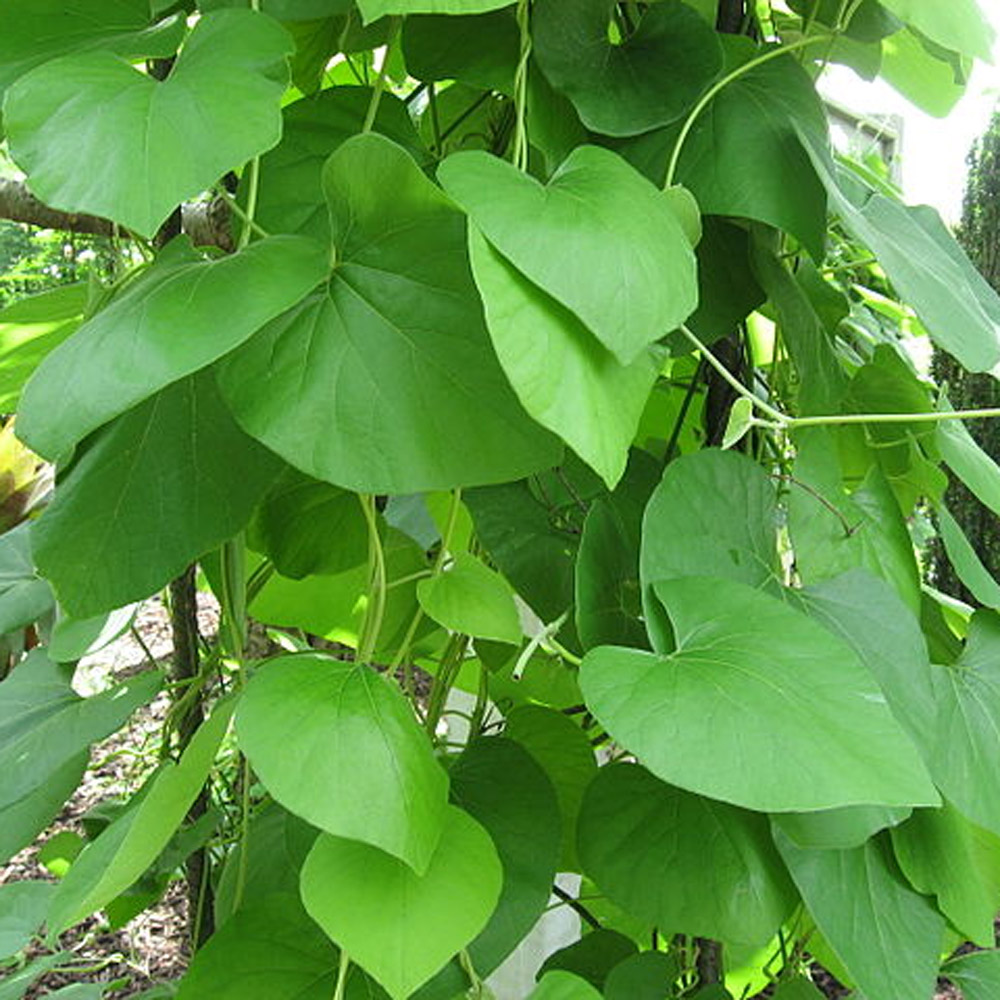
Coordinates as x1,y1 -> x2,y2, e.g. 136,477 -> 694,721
221,133 -> 561,493
358,0 -> 510,20
5,10 -> 292,237
17,235 -> 328,462
236,653 -> 449,873
439,146 -> 698,365
532,0 -> 723,137
580,576 -> 939,812
300,805 -> 502,1000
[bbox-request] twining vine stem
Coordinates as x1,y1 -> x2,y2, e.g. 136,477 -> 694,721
362,18 -> 402,134
512,0 -> 532,172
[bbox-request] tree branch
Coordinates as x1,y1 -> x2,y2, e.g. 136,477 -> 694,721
0,178 -> 234,251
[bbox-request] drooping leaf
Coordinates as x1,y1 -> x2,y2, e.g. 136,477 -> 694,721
417,553 -> 521,644
879,27 -> 967,117
236,653 -> 448,873
0,522 -> 53,636
505,704 -> 597,870
0,650 -> 160,813
0,881 -> 55,958
466,226 -> 662,487
891,800 -> 1000,947
300,805 -> 503,1000
17,235 -> 328,462
937,413 -> 1000,518
772,804 -> 911,850
31,370 -> 282,617
251,87 -> 427,244
5,11 -> 293,238
440,146 -> 698,365
49,605 -> 138,664
929,611 -> 1000,838
221,133 -> 560,493
48,700 -> 233,935
0,284 -> 86,412
578,763 -> 797,947
581,576 -> 938,813
775,830 -> 944,1000
936,504 -> 1000,607
532,0 -> 723,137
672,38 -> 829,258
878,0 -> 994,61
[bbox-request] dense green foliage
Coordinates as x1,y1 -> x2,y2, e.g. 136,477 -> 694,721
3,1 -> 1000,998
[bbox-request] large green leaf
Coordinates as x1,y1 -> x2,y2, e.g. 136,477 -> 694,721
0,0 -> 184,98
936,504 -> 1000,607
358,0 -> 511,20
5,10 -> 292,237
48,701 -> 233,935
891,800 -> 1000,947
0,881 -> 55,958
673,39 -> 829,258
0,523 -> 53,636
221,133 -> 560,493
879,27 -> 968,117
879,0 -> 994,60
236,653 -> 448,873
31,371 -> 282,617
603,952 -> 680,1000
929,611 -> 1000,837
300,805 -> 503,1000
177,893 -> 385,1000
417,553 -> 521,644
0,650 -> 160,813
580,576 -> 938,812
17,236 -> 327,462
0,284 -> 86,412
439,146 -> 698,365
528,972 -> 603,1000
772,804 -> 910,850
538,931 -> 638,991
937,415 -> 1000,518
251,87 -> 427,244
945,951 -> 1000,1000
578,763 -> 797,948
775,830 -> 944,1000
532,0 -> 723,137
466,226 -> 661,487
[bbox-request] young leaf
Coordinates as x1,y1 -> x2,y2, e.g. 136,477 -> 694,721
220,133 -> 561,493
47,700 -> 233,935
300,805 -> 503,1000
580,577 -> 939,813
439,146 -> 698,365
417,553 -> 521,644
5,10 -> 293,237
578,763 -> 797,948
17,235 -> 328,462
465,226 -> 661,488
236,653 -> 449,873
721,397 -> 754,450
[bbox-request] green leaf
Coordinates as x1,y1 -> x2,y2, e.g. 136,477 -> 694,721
775,830 -> 944,1000
771,978 -> 826,1000
251,87 -> 427,244
891,800 -> 1000,947
879,27 -> 968,117
221,133 -> 560,493
673,39 -> 829,259
5,11 -> 292,238
417,553 -> 521,644
0,523 -> 53,636
402,11 -> 518,93
236,653 -> 448,873
0,284 -> 86,412
945,951 -> 1000,1000
937,415 -> 1000,518
879,0 -> 993,60
0,752 -> 87,866
936,504 -> 1000,607
505,705 -> 597,870
43,987 -> 104,1000
358,0 -> 511,21
581,576 -> 938,813
930,611 -> 1000,837
722,397 -> 754,450
0,953 -> 70,1000
773,804 -> 910,850
0,650 -> 160,813
532,0 -> 723,137
0,881 -> 55,958
17,235 -> 328,462
439,146 -> 698,365
537,930 -> 638,990
603,952 -> 679,1000
49,605 -> 137,664
528,972 -> 603,1000
578,763 -> 797,948
31,370 -> 282,617
48,700 -> 233,935
300,805 -> 503,1000
465,226 -> 660,487
249,469 -> 368,579
0,0 -> 184,98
